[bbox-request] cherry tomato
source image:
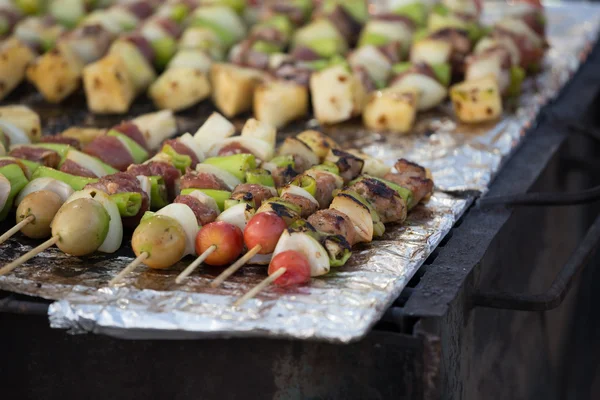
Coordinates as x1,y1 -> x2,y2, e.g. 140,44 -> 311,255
195,221 -> 244,266
268,250 -> 311,287
244,212 -> 286,254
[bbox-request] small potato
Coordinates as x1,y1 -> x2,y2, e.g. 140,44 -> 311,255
17,190 -> 63,239
131,215 -> 187,269
52,198 -> 110,256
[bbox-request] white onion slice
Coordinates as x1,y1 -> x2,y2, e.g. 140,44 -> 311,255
216,203 -> 253,232
0,175 -> 10,212
185,189 -> 220,215
16,178 -> 74,206
193,112 -> 236,153
195,164 -> 241,191
0,120 -> 30,145
136,176 -> 151,206
64,149 -> 111,177
392,73 -> 447,111
178,133 -> 205,163
132,110 -> 177,151
280,184 -> 319,207
156,203 -> 199,256
65,189 -> 122,254
241,118 -> 276,148
272,230 -> 330,276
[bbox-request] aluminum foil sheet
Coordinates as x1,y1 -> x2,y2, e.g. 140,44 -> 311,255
0,3 -> 598,342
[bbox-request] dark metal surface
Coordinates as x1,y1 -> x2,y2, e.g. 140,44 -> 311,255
472,213 -> 600,311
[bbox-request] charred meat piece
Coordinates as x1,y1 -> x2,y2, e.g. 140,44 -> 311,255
271,165 -> 298,188
349,178 -> 407,224
281,192 -> 319,219
231,183 -> 276,208
308,209 -> 357,246
383,174 -> 433,207
174,194 -> 218,226
329,149 -> 364,182
310,170 -> 340,209
394,158 -> 428,179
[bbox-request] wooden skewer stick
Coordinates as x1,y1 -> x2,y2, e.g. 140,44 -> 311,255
109,252 -> 148,286
0,235 -> 59,276
233,267 -> 287,307
0,215 -> 34,245
210,244 -> 262,288
175,245 -> 217,284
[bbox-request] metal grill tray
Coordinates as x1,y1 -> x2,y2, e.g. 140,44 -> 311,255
0,3 -> 598,342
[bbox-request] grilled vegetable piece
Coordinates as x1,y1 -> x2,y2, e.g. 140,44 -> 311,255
410,38 -> 453,65
310,65 -> 367,125
244,211 -> 287,254
59,188 -> 122,254
363,87 -> 419,134
16,190 -> 63,239
82,53 -> 135,114
26,45 -> 84,103
0,38 -> 36,100
272,229 -> 330,277
268,250 -> 311,286
210,63 -> 265,117
253,80 -> 309,129
132,214 -> 187,269
52,197 -> 111,256
296,130 -> 339,161
195,221 -> 244,266
149,67 -> 211,111
0,105 -> 41,142
450,76 -> 503,123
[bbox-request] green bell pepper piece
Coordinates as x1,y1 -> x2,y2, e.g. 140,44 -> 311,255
148,176 -> 168,210
171,4 -> 189,23
110,192 -> 143,217
31,166 -> 97,191
394,2 -> 427,27
507,65 -> 526,97
203,154 -> 257,181
0,164 -> 29,220
161,144 -> 192,173
392,62 -> 413,75
0,157 -> 40,179
431,63 -> 451,87
151,37 -> 177,70
180,188 -> 232,212
245,169 -> 275,187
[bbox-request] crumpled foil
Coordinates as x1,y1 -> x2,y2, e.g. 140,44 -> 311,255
0,3 -> 598,343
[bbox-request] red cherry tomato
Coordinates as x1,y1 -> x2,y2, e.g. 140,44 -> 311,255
195,221 -> 244,266
244,212 -> 287,254
268,250 -> 311,287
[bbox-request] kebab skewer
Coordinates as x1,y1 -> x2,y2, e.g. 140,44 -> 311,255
86,1 -> 247,114
449,0 -> 546,123
234,158 -> 433,306
26,0 -> 160,104
1,0 -> 141,102
149,1 -> 250,111
0,110 -> 177,247
0,111 -> 231,275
